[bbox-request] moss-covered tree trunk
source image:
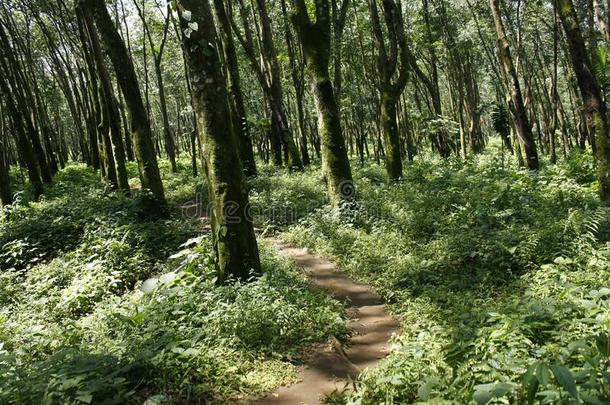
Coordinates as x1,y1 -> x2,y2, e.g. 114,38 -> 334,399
0,136 -> 12,206
253,0 -> 302,171
280,0 -> 311,166
380,90 -> 403,180
177,0 -> 261,282
134,2 -> 177,174
369,0 -> 410,181
84,0 -> 166,215
155,63 -> 177,173
83,11 -> 130,192
557,0 -> 610,202
232,0 -> 302,170
489,0 -> 539,170
213,0 -> 257,177
291,0 -> 354,205
0,87 -> 43,198
98,86 -> 118,187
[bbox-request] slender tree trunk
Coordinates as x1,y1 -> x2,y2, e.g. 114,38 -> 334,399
489,0 -> 539,170
291,0 -> 354,205
177,0 -> 261,282
0,86 -> 44,198
84,0 -> 166,214
84,11 -> 130,192
253,0 -> 302,171
368,0 -> 410,181
557,0 -> 610,202
0,135 -> 12,206
213,0 -> 257,176
280,0 -> 310,166
154,62 -> 177,173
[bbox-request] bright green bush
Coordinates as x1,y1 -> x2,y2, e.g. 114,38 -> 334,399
0,163 -> 346,404
283,149 -> 610,404
0,239 -> 345,404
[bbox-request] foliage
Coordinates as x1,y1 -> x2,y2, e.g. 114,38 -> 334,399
282,148 -> 610,404
0,164 -> 347,404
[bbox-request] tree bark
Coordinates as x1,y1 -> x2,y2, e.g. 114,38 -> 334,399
369,0 -> 410,181
291,0 -> 354,205
83,10 -> 130,192
133,1 -> 177,173
177,0 -> 261,282
557,0 -> 610,202
0,133 -> 12,206
84,0 -> 167,215
214,0 -> 257,176
489,0 -> 539,170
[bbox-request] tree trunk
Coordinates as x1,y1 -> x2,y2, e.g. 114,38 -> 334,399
280,0 -> 310,166
84,10 -> 130,192
0,135 -> 12,206
155,62 -> 177,173
557,0 -> 610,202
291,0 -> 354,205
177,0 -> 261,282
213,0 -> 257,176
368,0 -> 410,181
0,86 -> 44,198
489,0 -> 539,170
84,0 -> 167,215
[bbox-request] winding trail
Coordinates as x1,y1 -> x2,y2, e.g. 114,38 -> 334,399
252,240 -> 399,405
179,203 -> 399,404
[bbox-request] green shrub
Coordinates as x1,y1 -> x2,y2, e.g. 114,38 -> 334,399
0,239 -> 345,404
283,150 -> 610,404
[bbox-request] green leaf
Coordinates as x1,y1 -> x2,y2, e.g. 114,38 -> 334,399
418,378 -> 439,401
551,364 -> 578,399
473,390 -> 493,405
75,392 -> 93,404
595,333 -> 610,357
527,378 -> 540,404
536,363 -> 550,386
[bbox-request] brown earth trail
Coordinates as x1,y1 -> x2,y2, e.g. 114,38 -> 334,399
179,203 -> 399,404
251,239 -> 399,405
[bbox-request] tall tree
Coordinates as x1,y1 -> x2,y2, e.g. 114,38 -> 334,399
557,0 -> 610,202
177,0 -> 261,281
232,0 -> 303,170
369,0 -> 410,181
0,128 -> 12,206
83,0 -> 167,214
133,0 -> 177,173
280,0 -> 310,166
291,0 -> 354,205
489,0 -> 539,170
213,0 -> 257,176
81,8 -> 130,192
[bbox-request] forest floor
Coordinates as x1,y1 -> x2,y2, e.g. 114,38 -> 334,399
248,240 -> 398,405
179,203 -> 399,404
1,144 -> 610,404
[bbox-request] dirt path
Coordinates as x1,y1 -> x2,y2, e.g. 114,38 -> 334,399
252,239 -> 399,405
179,203 -> 399,404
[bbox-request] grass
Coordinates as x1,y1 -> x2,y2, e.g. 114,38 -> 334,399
2,145 -> 609,404
280,146 -> 610,404
0,161 -> 346,404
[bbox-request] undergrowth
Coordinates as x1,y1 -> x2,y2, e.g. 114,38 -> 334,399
0,162 -> 346,404
282,148 -> 610,404
3,148 -> 609,404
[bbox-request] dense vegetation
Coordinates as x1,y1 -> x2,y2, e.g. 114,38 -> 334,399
0,161 -> 346,403
2,0 -> 610,403
286,147 -> 610,403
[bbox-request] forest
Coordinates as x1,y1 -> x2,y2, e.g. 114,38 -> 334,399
1,0 -> 610,403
